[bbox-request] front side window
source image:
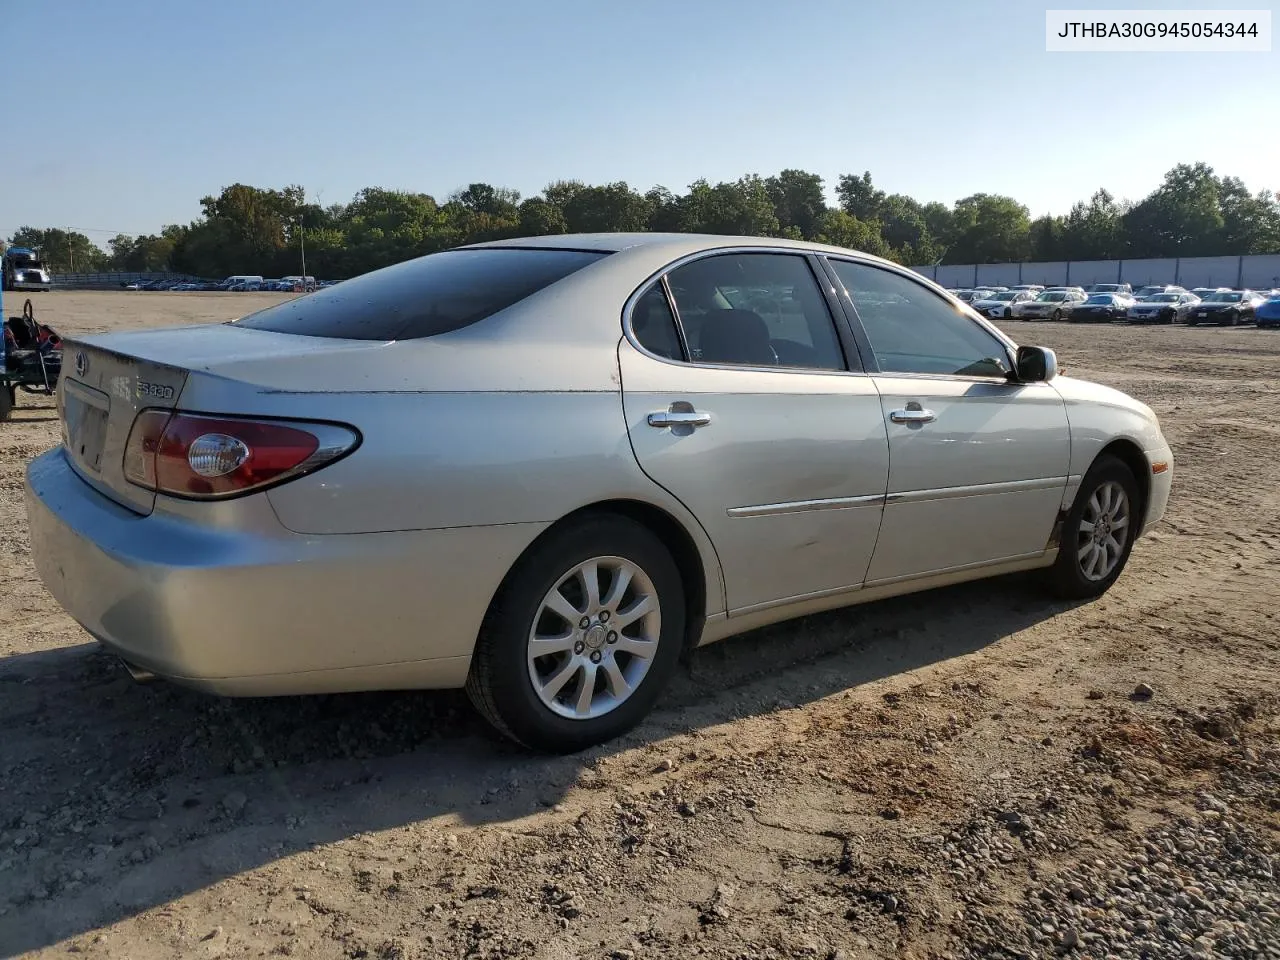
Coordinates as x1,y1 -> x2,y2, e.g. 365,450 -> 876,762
828,259 -> 1011,379
235,248 -> 609,340
665,253 -> 847,371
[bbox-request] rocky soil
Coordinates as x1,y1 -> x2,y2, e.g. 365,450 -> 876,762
1,293 -> 1277,959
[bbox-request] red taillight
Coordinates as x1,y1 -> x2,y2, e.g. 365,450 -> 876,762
124,411 -> 358,499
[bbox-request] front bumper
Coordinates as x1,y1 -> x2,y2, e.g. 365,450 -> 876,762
1142,442 -> 1174,536
24,448 -> 546,695
1188,310 -> 1234,324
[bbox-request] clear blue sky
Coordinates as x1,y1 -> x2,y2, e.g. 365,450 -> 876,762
3,0 -> 1276,244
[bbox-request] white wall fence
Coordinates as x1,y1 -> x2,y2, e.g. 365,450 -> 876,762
911,254 -> 1280,291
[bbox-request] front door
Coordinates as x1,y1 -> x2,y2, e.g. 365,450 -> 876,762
620,251 -> 890,614
824,257 -> 1072,584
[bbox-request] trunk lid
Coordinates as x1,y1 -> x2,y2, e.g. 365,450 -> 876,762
58,324 -> 394,515
58,339 -> 189,515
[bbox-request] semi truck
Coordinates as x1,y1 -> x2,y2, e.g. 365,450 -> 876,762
1,247 -> 53,292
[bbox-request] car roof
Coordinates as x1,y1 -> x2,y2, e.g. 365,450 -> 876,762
462,231 -> 903,266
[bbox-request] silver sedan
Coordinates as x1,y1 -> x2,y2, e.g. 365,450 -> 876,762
25,234 -> 1174,752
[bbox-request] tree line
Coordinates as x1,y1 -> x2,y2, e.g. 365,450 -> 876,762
7,162 -> 1279,280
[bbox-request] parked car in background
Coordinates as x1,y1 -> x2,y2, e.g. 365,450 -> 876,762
1069,292 -> 1135,323
1186,290 -> 1263,326
971,289 -> 1035,319
1189,287 -> 1230,299
954,289 -> 992,303
24,233 -> 1174,752
1012,284 -> 1044,294
1011,288 -> 1087,321
1088,283 -> 1133,296
1126,292 -> 1200,324
218,275 -> 265,291
1254,293 -> 1280,328
228,281 -> 263,291
1133,284 -> 1187,301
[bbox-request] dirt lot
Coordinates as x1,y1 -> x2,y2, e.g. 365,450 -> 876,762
1,291 -> 1278,960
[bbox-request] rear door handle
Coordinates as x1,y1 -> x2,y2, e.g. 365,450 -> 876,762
890,407 -> 936,424
648,410 -> 712,428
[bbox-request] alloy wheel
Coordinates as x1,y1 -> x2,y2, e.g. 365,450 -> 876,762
1076,480 -> 1131,581
526,556 -> 661,720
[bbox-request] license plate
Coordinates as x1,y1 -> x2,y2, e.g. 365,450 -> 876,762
64,390 -> 110,473
1198,312 -> 1207,318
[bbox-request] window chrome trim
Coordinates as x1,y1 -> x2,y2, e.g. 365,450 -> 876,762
727,493 -> 886,519
883,476 -> 1069,505
620,244 -> 867,378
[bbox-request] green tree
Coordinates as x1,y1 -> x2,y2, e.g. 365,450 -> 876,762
679,176 -> 780,236
453,183 -> 521,220
948,194 -> 1032,263
1062,189 -> 1125,260
836,171 -> 885,221
1121,163 -> 1224,257
1218,177 -> 1280,254
562,182 -> 651,233
517,198 -> 568,236
644,187 -> 683,232
765,169 -> 827,239
816,210 -> 889,257
8,227 -> 104,272
1029,215 -> 1069,261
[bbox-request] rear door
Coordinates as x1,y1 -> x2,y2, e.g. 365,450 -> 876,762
620,250 -> 890,615
823,257 -> 1071,584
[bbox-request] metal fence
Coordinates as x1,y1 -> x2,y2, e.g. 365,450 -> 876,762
49,271 -> 206,290
911,254 -> 1280,291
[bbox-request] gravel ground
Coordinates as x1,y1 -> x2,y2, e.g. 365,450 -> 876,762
1,292 -> 1278,960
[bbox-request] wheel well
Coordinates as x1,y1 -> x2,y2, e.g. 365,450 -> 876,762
534,500 -> 709,655
1097,439 -> 1150,533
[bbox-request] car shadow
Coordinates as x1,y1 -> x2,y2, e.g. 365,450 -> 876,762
0,571 -> 1079,954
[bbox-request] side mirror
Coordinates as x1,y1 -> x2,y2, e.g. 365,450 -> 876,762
1013,345 -> 1058,383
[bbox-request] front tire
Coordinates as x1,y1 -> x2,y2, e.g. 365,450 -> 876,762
466,514 -> 686,753
1045,454 -> 1140,600
1052,309 -> 1063,321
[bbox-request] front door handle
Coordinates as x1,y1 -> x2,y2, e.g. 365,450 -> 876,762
648,409 -> 712,428
890,407 -> 936,424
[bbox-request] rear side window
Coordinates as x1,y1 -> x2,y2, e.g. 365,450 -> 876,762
632,284 -> 685,360
234,248 -> 608,340
665,253 -> 848,371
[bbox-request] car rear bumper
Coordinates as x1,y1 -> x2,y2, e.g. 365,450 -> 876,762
24,447 -> 546,696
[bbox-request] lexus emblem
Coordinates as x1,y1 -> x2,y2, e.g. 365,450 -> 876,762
74,351 -> 88,377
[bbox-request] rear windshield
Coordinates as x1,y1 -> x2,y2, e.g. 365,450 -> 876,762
233,248 -> 609,340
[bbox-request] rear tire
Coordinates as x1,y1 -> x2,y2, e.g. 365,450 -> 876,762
1045,454 -> 1140,600
0,388 -> 13,421
1052,309 -> 1063,321
466,514 -> 686,753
